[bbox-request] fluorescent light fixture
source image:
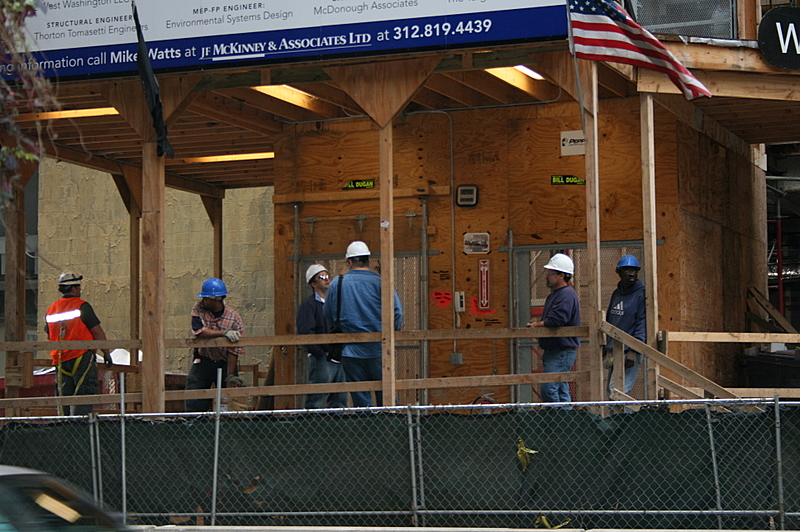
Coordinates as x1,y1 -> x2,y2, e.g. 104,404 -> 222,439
179,152 -> 275,164
514,65 -> 545,80
16,107 -> 119,122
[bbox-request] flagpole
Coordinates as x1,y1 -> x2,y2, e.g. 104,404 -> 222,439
566,1 -> 587,133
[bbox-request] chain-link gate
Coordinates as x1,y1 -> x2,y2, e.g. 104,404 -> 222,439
0,399 -> 797,530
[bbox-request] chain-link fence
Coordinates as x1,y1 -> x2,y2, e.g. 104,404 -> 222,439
0,399 -> 797,530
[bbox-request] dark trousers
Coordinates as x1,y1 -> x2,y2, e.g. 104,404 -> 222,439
185,357 -> 228,412
57,351 -> 98,416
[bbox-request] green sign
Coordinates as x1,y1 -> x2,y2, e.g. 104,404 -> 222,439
551,175 -> 585,185
343,179 -> 375,190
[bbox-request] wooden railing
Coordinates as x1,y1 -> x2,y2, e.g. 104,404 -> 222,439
0,327 -> 590,413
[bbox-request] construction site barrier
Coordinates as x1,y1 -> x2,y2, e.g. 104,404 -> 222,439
0,399 -> 797,530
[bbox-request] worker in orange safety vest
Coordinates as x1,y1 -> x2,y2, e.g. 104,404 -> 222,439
45,271 -> 113,415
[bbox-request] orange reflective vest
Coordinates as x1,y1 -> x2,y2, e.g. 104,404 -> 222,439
46,297 -> 92,364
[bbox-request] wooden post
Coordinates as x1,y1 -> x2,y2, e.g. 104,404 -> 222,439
202,196 -> 223,278
114,168 -> 143,348
4,179 -> 29,414
583,61 -> 604,402
141,142 -> 166,412
640,94 -> 660,400
379,123 -> 397,406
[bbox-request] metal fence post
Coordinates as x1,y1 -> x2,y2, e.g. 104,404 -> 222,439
89,413 -> 100,504
775,396 -> 786,530
211,368 -> 223,526
120,372 -> 127,520
705,404 -> 723,529
407,406 -> 421,526
415,406 -> 427,527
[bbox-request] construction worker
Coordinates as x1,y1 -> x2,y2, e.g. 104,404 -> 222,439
604,254 -> 646,399
45,271 -> 113,416
527,253 -> 581,406
185,277 -> 245,412
324,241 -> 403,407
297,264 -> 348,409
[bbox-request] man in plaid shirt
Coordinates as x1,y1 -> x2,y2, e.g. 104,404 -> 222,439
184,277 -> 245,412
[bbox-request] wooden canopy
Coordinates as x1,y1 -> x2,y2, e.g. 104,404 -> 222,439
6,26 -> 800,411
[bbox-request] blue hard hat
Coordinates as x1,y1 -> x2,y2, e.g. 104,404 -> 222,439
616,254 -> 640,271
197,277 -> 228,298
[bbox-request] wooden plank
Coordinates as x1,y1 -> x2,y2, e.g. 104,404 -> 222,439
748,286 -> 797,333
609,389 -> 641,412
273,185 -> 450,204
641,94 -> 659,351
667,331 -> 800,343
380,122 -> 397,406
325,56 -> 442,128
662,41 -> 783,73
201,196 -> 223,278
601,322 -> 740,399
584,59 -> 604,402
613,338 -> 625,397
658,375 -> 705,400
0,327 -> 587,353
640,69 -> 800,102
141,141 -> 166,413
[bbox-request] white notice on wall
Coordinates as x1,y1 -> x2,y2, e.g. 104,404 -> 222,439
561,130 -> 586,156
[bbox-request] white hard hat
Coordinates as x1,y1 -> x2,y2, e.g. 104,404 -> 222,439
543,253 -> 574,275
58,271 -> 83,286
305,264 -> 328,284
345,240 -> 371,259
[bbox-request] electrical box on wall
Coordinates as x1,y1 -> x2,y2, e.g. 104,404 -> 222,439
456,184 -> 479,207
455,291 -> 466,312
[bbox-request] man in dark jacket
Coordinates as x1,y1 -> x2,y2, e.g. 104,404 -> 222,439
297,264 -> 348,408
527,253 -> 581,406
605,254 -> 647,398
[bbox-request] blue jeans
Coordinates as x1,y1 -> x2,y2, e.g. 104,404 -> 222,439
342,356 -> 382,407
606,351 -> 642,398
541,348 -> 577,406
305,354 -> 348,409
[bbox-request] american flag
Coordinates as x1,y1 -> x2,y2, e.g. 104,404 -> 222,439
568,0 -> 711,100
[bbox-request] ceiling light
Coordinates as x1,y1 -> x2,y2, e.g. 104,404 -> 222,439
16,107 -> 119,122
514,65 -> 545,80
178,152 -> 275,164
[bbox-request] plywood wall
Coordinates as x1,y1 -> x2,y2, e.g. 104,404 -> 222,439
273,95 -> 765,405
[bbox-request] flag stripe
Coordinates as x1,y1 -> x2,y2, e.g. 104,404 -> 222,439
568,0 -> 711,100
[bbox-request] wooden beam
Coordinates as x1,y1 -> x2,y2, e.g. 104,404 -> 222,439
379,122 -> 397,406
661,41 -> 784,73
201,196 -> 223,278
141,141 -> 166,413
4,179 -> 28,412
272,185 -> 449,204
601,322 -> 741,399
666,331 -> 800,343
640,93 -> 659,401
484,67 -> 561,101
748,286 -> 797,333
639,69 -> 800,101
252,85 -> 345,118
658,375 -> 705,400
42,140 -> 123,174
527,50 -> 578,103
325,56 -> 442,128
188,95 -> 282,135
584,60 -> 605,402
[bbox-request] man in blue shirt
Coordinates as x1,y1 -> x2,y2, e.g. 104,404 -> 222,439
324,241 -> 403,407
605,254 -> 646,399
527,253 -> 581,405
